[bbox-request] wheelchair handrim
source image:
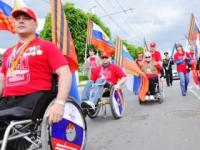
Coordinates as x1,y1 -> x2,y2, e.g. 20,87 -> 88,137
110,89 -> 125,119
41,98 -> 87,150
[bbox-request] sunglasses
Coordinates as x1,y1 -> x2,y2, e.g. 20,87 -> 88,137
101,57 -> 108,59
145,56 -> 151,58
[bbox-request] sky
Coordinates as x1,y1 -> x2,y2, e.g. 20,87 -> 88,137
1,0 -> 200,54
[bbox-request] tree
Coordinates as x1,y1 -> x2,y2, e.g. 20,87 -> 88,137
123,40 -> 144,59
40,3 -> 111,64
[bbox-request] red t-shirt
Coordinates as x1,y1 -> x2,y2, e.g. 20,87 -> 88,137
174,51 -> 189,73
152,50 -> 162,62
91,64 -> 126,84
89,57 -> 97,69
1,38 -> 68,96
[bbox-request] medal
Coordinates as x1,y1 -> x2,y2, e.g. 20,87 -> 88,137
36,49 -> 43,55
7,68 -> 15,77
9,36 -> 36,71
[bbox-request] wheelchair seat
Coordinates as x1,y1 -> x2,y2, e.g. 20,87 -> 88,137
139,76 -> 165,104
0,107 -> 32,120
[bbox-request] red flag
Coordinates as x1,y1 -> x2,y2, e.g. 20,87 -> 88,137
87,20 -> 115,55
0,0 -> 15,34
0,12 -> 15,33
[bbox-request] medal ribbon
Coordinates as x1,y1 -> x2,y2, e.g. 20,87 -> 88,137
11,37 -> 35,70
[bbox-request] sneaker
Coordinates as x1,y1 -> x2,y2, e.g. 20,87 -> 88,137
156,93 -> 161,98
81,101 -> 95,110
145,95 -> 149,100
149,95 -> 154,100
182,93 -> 186,96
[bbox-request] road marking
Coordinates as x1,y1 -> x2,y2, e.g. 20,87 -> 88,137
189,88 -> 200,100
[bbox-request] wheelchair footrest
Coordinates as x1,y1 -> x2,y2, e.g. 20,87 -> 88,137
99,98 -> 110,105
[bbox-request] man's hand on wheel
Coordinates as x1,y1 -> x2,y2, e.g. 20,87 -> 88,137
46,102 -> 65,124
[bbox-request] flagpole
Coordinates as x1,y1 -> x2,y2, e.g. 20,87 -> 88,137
84,39 -> 88,63
85,19 -> 90,63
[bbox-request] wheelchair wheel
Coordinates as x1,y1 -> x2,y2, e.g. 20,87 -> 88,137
41,97 -> 87,150
110,88 -> 125,119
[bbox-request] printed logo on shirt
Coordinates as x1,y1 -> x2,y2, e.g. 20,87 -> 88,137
101,68 -> 111,80
6,45 -> 43,87
23,45 -> 43,57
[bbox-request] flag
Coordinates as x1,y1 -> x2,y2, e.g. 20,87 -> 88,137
193,33 -> 200,85
50,0 -> 80,103
0,0 -> 15,33
122,47 -> 149,101
115,37 -> 149,101
69,72 -> 80,104
187,14 -> 200,44
169,43 -> 176,60
50,0 -> 78,73
87,20 -> 115,55
12,0 -> 27,11
186,14 -> 200,85
122,46 -> 141,94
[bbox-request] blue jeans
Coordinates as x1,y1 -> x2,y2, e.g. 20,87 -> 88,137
81,78 -> 106,104
178,72 -> 189,95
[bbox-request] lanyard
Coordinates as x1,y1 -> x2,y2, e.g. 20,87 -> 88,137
10,37 -> 35,70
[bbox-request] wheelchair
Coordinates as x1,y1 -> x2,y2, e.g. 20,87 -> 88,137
82,81 -> 125,120
0,76 -> 87,150
139,76 -> 165,104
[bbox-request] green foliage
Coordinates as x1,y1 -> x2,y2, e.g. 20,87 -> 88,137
40,3 -> 111,64
79,74 -> 88,81
122,40 -> 144,59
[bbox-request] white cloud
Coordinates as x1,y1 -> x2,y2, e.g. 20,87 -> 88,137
1,0 -> 200,52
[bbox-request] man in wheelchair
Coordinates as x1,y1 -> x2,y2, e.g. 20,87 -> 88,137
141,52 -> 164,101
0,7 -> 72,149
81,52 -> 126,113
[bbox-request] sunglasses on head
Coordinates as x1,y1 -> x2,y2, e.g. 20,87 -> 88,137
101,57 -> 108,59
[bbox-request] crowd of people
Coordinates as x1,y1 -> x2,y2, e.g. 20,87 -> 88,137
1,5 -> 200,149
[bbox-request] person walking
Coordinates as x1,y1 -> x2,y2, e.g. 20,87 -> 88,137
174,44 -> 191,96
162,51 -> 174,86
83,48 -> 101,78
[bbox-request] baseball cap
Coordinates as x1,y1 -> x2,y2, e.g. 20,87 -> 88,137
150,42 -> 156,48
12,7 -> 37,22
101,52 -> 111,58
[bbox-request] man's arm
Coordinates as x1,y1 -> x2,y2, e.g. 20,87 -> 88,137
47,65 -> 72,123
114,77 -> 127,90
55,65 -> 72,103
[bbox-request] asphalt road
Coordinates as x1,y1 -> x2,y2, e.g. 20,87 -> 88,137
80,80 -> 200,150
